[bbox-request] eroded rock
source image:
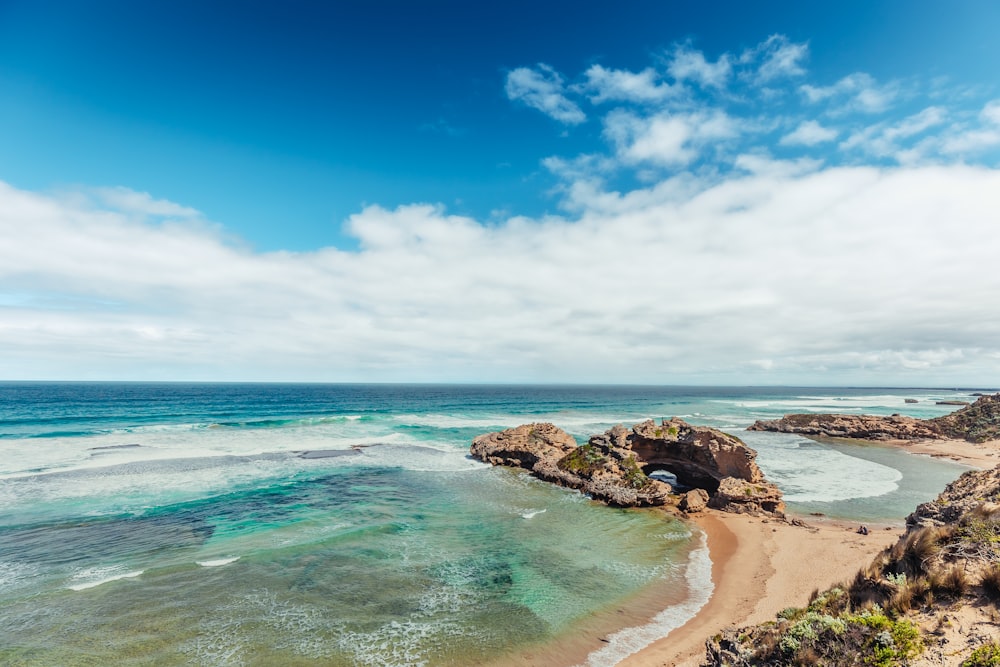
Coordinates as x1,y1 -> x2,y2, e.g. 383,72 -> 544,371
748,393 -> 1000,444
471,422 -> 671,507
678,488 -> 709,513
471,418 -> 784,516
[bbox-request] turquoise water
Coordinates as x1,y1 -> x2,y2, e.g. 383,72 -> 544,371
0,384 -> 984,666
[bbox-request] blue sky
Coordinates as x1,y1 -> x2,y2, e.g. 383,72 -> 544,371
2,1 -> 1000,383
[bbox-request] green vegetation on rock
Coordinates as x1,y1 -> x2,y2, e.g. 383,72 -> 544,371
557,444 -> 607,475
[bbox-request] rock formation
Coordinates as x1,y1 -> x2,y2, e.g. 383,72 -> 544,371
470,418 -> 784,516
747,393 -> 1000,444
906,464 -> 1000,528
747,412 -> 944,441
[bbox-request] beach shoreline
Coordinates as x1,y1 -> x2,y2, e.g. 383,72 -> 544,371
617,436 -> 1000,667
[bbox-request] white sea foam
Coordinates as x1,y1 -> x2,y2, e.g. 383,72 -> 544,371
0,560 -> 40,593
354,444 -> 485,473
520,509 -> 546,519
196,556 -> 240,567
338,619 -> 470,667
743,431 -> 903,502
67,566 -> 143,591
579,531 -> 713,667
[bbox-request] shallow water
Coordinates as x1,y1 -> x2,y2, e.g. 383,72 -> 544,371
0,383 -> 986,665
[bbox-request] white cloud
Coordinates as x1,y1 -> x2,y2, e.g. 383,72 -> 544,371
780,120 -> 838,146
94,187 -> 201,218
581,64 -> 679,103
884,106 -> 946,140
840,107 -> 949,160
982,99 -> 1000,126
801,73 -> 898,113
6,161 -> 1000,384
604,110 -> 739,166
740,34 -> 809,83
505,64 -> 586,125
667,44 -> 731,88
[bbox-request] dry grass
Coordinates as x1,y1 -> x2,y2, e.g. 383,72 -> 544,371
980,563 -> 1000,602
930,564 -> 969,599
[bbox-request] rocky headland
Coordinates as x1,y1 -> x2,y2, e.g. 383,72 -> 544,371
470,418 -> 785,516
748,392 -> 1000,444
702,462 -> 1000,666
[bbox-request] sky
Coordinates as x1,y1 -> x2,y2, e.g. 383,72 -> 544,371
2,0 -> 1000,384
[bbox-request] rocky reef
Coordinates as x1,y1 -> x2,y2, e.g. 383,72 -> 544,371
470,418 -> 784,516
703,462 -> 1000,666
747,393 -> 1000,444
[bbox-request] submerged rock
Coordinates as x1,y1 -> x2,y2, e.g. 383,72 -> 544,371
471,418 -> 784,516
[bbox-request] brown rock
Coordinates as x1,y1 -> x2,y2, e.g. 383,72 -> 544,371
747,412 -> 943,441
708,476 -> 786,516
472,418 -> 784,516
470,422 -> 671,507
628,417 -> 766,488
678,488 -> 709,513
470,422 -> 577,468
748,393 -> 1000,444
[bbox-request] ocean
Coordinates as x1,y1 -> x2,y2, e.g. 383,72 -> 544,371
0,383 -> 979,666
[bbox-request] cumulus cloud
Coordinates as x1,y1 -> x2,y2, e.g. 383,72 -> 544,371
5,160 -> 1000,384
780,120 -> 838,146
604,109 -> 739,166
505,64 -> 586,124
667,44 -> 731,88
581,64 -> 679,103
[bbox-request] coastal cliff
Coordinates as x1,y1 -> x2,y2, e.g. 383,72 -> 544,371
748,393 -> 1000,443
703,463 -> 1000,666
470,419 -> 784,516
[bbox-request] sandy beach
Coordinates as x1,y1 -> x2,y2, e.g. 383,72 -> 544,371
620,437 -> 1000,667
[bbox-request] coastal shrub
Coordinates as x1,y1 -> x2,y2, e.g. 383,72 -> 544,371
980,563 -> 1000,602
947,505 -> 1000,562
963,641 -> 1000,667
744,605 -> 922,666
620,455 -> 652,490
557,444 -> 607,476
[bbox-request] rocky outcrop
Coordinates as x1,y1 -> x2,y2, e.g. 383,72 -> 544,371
747,393 -> 1000,444
470,422 -> 671,507
932,393 -> 1000,443
629,418 -> 766,488
709,477 -> 786,516
471,418 -> 784,516
906,465 -> 1000,528
747,412 -> 944,441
